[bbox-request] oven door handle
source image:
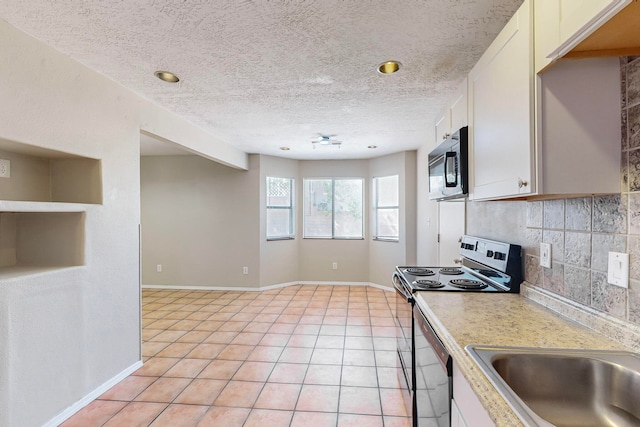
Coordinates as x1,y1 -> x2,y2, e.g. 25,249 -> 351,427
393,273 -> 413,303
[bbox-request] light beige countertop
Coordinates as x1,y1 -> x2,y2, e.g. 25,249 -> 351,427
414,286 -> 637,427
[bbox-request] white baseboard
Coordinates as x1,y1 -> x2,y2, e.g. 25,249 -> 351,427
142,281 -> 393,292
44,360 -> 143,427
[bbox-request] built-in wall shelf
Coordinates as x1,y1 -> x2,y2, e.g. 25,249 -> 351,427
0,137 -> 102,205
0,200 -> 90,213
0,211 -> 86,278
0,265 -> 84,281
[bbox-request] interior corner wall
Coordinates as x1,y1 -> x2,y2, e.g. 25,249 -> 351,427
258,155 -> 300,286
0,18 -> 246,427
368,151 -> 417,287
140,154 -> 260,288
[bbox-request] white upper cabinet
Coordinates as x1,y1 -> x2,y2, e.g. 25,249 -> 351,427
435,78 -> 468,143
545,0 -> 632,61
468,0 -> 534,200
468,0 -> 622,201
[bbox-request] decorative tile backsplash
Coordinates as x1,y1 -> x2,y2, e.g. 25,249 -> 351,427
524,57 -> 640,325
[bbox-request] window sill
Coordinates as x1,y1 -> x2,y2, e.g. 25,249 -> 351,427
303,237 -> 365,240
266,236 -> 295,241
373,237 -> 400,242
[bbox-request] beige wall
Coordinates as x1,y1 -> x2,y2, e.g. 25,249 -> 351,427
0,18 -> 246,427
140,155 -> 259,287
0,148 -> 50,201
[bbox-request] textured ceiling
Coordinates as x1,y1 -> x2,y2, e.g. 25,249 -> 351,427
0,0 -> 523,160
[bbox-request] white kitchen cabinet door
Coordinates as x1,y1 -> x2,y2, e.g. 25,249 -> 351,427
547,0 -> 631,60
435,112 -> 449,144
449,80 -> 468,135
435,79 -> 468,143
468,0 -> 534,201
453,362 -> 495,427
451,399 -> 464,427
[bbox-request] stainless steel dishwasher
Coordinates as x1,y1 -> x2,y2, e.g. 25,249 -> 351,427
414,305 -> 452,427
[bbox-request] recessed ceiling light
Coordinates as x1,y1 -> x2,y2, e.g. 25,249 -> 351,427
279,147 -> 290,151
377,61 -> 401,75
154,70 -> 180,83
368,145 -> 378,149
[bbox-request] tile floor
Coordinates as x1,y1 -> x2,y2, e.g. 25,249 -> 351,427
62,285 -> 410,427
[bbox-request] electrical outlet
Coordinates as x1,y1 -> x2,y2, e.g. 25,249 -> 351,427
243,266 -> 249,275
540,243 -> 551,268
608,252 -> 629,288
156,264 -> 162,273
0,159 -> 10,178
332,262 -> 338,270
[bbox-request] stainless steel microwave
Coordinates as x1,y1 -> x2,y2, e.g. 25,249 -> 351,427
428,127 -> 468,201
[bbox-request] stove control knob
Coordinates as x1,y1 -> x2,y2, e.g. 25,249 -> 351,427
494,252 -> 506,260
486,250 -> 494,257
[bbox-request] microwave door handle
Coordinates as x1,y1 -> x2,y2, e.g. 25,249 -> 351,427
444,151 -> 458,188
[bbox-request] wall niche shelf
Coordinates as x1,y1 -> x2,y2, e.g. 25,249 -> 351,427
0,137 -> 95,279
0,211 -> 86,280
0,137 -> 102,205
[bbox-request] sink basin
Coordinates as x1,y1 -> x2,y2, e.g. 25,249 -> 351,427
466,345 -> 640,427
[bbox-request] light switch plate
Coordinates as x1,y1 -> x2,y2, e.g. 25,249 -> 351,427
607,252 -> 629,288
540,242 -> 551,268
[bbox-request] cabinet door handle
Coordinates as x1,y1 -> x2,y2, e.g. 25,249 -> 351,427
518,179 -> 528,189
443,133 -> 451,140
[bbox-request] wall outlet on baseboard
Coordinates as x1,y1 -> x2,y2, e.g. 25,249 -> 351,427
243,266 -> 249,275
332,262 -> 338,270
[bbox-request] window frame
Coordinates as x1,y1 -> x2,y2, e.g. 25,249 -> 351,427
373,174 -> 400,242
266,176 -> 295,241
303,177 -> 365,240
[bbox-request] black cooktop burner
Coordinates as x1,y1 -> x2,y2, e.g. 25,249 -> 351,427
439,267 -> 464,275
413,280 -> 444,289
405,268 -> 435,276
449,279 -> 487,289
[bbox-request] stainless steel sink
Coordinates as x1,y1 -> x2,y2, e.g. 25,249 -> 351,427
466,345 -> 640,427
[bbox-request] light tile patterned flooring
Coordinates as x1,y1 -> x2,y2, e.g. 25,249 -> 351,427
62,285 -> 410,427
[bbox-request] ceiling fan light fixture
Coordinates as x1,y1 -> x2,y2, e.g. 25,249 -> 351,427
312,134 -> 342,147
154,70 -> 180,83
377,61 -> 401,75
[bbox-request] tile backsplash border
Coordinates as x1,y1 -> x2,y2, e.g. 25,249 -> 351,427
524,57 -> 640,327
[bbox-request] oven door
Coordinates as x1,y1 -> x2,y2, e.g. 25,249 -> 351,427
414,305 -> 452,427
393,273 -> 415,421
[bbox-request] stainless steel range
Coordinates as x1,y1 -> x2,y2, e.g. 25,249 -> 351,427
393,235 -> 522,427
